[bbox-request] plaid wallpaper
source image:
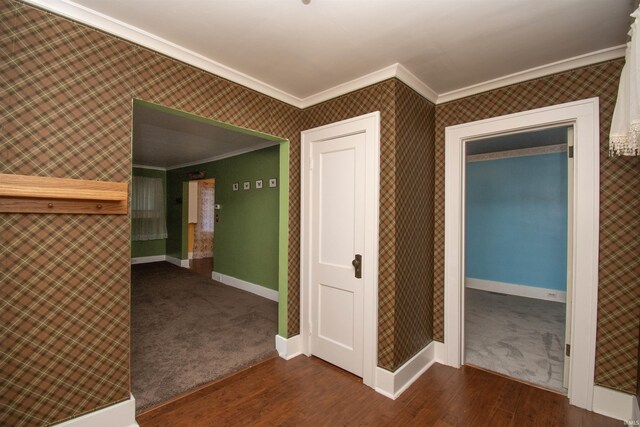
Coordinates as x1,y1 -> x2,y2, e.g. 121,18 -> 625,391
434,59 -> 640,394
3,1 -> 638,425
392,81 -> 435,367
2,1 -> 302,425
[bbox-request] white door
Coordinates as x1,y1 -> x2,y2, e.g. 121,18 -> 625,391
301,113 -> 380,383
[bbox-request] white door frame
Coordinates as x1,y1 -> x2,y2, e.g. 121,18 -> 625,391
443,98 -> 600,410
300,112 -> 380,388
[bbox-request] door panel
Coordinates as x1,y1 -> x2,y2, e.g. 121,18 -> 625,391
310,132 -> 365,377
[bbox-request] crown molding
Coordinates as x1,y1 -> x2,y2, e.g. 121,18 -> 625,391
22,1 -> 626,109
22,0 -> 305,107
299,63 -> 439,107
436,45 -> 626,104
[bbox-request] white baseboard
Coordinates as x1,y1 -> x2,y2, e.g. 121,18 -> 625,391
275,334 -> 302,360
465,277 -> 566,303
592,386 -> 638,422
166,256 -> 190,268
375,341 -> 436,400
433,341 -> 448,365
53,394 -> 138,427
212,271 -> 278,302
131,255 -> 166,264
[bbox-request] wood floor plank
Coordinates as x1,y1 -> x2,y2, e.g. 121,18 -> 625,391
136,356 -> 623,427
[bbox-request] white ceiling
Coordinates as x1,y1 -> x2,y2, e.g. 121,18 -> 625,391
132,102 -> 277,169
55,0 -> 631,103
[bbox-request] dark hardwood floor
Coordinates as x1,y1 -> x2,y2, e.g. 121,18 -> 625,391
137,355 -> 621,427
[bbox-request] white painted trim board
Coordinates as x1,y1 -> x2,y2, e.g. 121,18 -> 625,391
465,277 -> 567,303
444,98 -> 600,411
592,386 -> 639,422
275,334 -> 302,360
19,1 -> 625,107
166,256 -> 190,268
212,271 -> 278,302
131,255 -> 166,265
375,342 -> 436,400
53,394 -> 138,427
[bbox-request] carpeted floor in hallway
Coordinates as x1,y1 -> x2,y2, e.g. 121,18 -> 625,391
131,262 -> 278,411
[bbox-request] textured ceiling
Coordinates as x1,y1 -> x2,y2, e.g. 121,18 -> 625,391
69,0 -> 632,98
132,102 -> 276,169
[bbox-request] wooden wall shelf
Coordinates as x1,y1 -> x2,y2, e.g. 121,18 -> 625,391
0,173 -> 128,214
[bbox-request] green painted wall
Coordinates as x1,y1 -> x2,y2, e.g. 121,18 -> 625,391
166,145 -> 280,290
131,167 -> 167,258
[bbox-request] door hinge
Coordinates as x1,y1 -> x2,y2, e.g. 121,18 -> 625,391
568,146 -> 574,158
565,344 -> 571,357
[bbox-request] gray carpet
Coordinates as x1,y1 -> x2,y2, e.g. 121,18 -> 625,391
131,262 -> 278,411
464,288 -> 566,392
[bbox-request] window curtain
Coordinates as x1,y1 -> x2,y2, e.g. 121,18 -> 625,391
131,176 -> 168,241
193,180 -> 214,259
609,6 -> 640,156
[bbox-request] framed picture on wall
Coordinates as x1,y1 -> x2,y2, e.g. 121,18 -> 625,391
256,180 -> 263,189
243,181 -> 250,190
232,183 -> 239,191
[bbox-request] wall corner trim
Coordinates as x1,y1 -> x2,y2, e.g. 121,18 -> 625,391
374,341 -> 436,400
275,334 -> 302,360
53,394 -> 138,427
212,271 -> 278,302
166,256 -> 189,268
433,341 -> 447,364
592,386 -> 638,421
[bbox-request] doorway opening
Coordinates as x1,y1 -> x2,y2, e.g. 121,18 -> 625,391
463,125 -> 572,393
186,178 -> 215,278
130,99 -> 289,412
444,98 -> 600,410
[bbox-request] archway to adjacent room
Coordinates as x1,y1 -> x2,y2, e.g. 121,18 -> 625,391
129,99 -> 290,412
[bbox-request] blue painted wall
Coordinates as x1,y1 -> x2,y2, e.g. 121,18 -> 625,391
465,152 -> 567,291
